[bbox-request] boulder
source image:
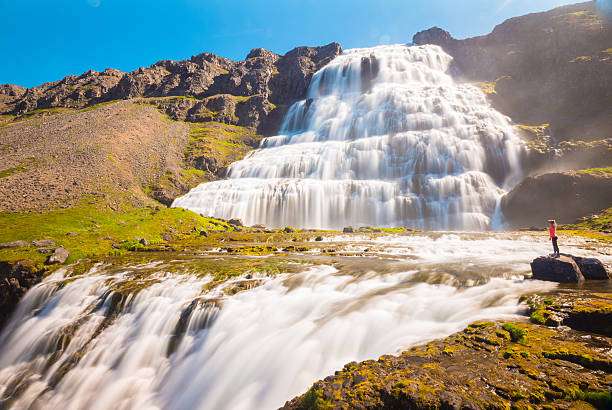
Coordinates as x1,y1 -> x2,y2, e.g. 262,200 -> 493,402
32,239 -> 56,248
343,227 -> 354,233
228,218 -> 243,227
46,247 -> 69,265
530,255 -> 584,283
0,240 -> 28,249
571,256 -> 610,280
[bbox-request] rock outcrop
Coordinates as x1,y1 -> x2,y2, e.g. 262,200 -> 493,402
530,253 -> 609,282
530,255 -> 585,282
284,315 -> 612,409
0,260 -> 44,329
413,1 -> 612,140
2,43 -> 342,135
501,170 -> 612,227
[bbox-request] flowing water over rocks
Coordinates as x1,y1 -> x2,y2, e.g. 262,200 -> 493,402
1,233 -> 609,410
173,44 -> 523,230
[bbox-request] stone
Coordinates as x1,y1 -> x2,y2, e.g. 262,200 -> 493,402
199,230 -> 208,237
530,255 -> 584,283
138,238 -> 149,246
46,247 -> 69,265
0,240 -> 28,249
343,227 -> 354,233
32,239 -> 56,247
283,226 -> 295,233
315,236 -> 324,241
228,218 -> 243,227
571,256 -> 610,280
0,260 -> 44,328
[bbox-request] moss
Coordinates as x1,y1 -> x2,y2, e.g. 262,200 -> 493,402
574,390 -> 612,409
529,309 -> 547,325
298,387 -> 334,410
502,323 -> 527,343
575,166 -> 612,176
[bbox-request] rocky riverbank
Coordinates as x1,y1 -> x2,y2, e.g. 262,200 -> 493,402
283,289 -> 612,409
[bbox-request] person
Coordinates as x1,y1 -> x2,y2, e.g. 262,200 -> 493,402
548,219 -> 560,257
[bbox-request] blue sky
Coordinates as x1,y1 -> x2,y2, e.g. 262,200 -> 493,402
1,0 -> 583,87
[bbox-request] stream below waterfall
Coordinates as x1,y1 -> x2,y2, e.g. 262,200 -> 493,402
1,233 -> 610,410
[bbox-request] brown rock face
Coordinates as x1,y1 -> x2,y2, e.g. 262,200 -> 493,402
3,43 -> 342,135
0,261 -> 44,329
413,1 -> 612,140
501,171 -> 612,227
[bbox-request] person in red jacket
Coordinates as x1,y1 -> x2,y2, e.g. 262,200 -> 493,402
548,219 -> 560,257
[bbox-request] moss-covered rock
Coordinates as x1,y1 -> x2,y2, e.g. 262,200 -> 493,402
284,317 -> 612,409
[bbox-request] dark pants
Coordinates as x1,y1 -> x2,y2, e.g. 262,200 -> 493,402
552,236 -> 559,255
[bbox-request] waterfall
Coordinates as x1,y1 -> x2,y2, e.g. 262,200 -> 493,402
173,44 -> 522,230
0,233 -> 583,410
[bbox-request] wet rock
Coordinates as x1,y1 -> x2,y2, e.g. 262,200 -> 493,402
315,236 -> 324,242
343,226 -> 354,233
283,226 -> 295,233
46,247 -> 69,265
571,256 -> 610,280
0,240 -> 28,249
199,230 -> 208,237
0,260 -> 44,328
138,238 -> 149,246
530,255 -> 584,283
228,218 -> 243,227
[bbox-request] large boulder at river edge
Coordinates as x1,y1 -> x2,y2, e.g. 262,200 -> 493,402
530,255 -> 584,283
571,255 -> 610,280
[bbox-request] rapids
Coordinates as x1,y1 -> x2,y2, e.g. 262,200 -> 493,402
1,233 -> 609,410
173,44 -> 523,230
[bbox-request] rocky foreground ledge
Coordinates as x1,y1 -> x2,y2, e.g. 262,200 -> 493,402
283,291 -> 612,409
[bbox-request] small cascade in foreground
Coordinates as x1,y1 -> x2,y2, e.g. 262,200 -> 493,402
173,44 -> 523,230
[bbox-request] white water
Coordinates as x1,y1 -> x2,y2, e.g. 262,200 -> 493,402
2,234 -> 602,410
173,44 -> 523,229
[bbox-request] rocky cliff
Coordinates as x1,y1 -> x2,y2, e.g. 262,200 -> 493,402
501,168 -> 612,227
0,43 -> 342,136
413,1 -> 612,141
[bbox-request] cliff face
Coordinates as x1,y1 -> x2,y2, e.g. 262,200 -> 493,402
501,169 -> 612,227
414,1 -> 612,140
0,43 -> 342,136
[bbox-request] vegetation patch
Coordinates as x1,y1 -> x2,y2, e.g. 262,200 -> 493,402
0,198 -> 232,266
576,166 -> 612,176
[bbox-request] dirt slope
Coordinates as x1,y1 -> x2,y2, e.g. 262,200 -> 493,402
0,102 -> 188,212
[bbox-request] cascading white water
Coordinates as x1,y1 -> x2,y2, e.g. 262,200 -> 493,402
173,44 -> 523,230
4,234 -> 607,410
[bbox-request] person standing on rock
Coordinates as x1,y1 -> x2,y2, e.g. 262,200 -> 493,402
548,219 -> 560,257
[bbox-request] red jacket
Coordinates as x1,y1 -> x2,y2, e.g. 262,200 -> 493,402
549,225 -> 556,239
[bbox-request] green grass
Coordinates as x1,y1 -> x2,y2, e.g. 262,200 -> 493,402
186,122 -> 261,170
561,207 -> 612,235
0,200 -> 232,266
